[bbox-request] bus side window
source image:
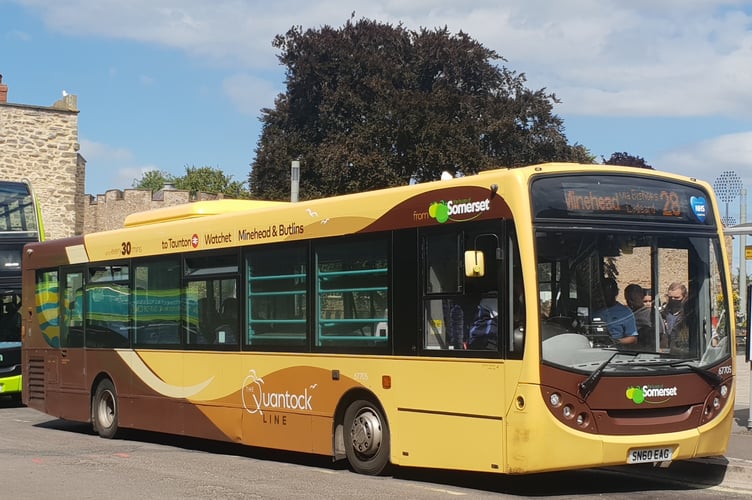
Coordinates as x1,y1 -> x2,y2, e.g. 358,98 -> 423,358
422,230 -> 463,351
61,271 -> 84,348
421,225 -> 507,354
246,244 -> 308,348
314,237 -> 389,349
133,259 -> 181,346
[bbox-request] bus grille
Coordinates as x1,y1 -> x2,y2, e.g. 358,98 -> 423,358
26,357 -> 45,402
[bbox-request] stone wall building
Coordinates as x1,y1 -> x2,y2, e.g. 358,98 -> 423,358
0,76 -> 224,237
0,76 -> 84,239
84,188 -> 224,233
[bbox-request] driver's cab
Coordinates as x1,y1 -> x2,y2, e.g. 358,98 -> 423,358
536,230 -> 730,368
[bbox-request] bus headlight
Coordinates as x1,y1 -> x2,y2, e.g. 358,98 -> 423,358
576,413 -> 589,427
562,404 -> 574,419
549,393 -> 562,407
720,385 -> 728,398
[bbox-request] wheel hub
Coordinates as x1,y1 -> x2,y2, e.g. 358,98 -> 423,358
350,409 -> 382,457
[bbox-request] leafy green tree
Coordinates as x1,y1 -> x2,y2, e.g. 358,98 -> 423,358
133,166 -> 248,198
603,152 -> 653,169
133,170 -> 174,192
251,18 -> 592,200
174,166 -> 248,198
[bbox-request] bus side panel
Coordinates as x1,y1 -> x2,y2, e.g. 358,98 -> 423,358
21,347 -> 91,423
85,350 -> 187,436
183,403 -> 245,443
504,383 -> 603,473
395,411 -> 504,471
90,351 -> 359,455
694,401 -> 734,457
384,358 -> 507,472
21,347 -> 48,412
235,359 -> 359,455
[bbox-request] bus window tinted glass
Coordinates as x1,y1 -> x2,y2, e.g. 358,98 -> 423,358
85,265 -> 130,347
133,259 -> 181,346
315,238 -> 389,349
0,182 -> 38,232
61,270 -> 84,348
34,270 -> 59,347
421,223 -> 516,355
247,244 -> 307,348
183,252 -> 240,348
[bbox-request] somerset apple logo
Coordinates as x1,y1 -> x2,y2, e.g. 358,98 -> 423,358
428,201 -> 449,223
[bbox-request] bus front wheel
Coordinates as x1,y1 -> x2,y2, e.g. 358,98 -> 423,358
92,379 -> 119,439
343,399 -> 390,475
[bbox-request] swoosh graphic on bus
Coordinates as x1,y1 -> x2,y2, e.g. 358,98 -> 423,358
116,350 -> 215,399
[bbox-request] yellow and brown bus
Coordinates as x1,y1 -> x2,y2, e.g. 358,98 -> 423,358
22,163 -> 736,475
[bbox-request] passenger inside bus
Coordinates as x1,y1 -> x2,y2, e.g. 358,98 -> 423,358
215,297 -> 238,344
468,296 -> 498,349
466,271 -> 524,351
593,278 -> 638,345
661,282 -> 689,350
642,289 -> 655,309
197,297 -> 219,342
624,284 -> 662,350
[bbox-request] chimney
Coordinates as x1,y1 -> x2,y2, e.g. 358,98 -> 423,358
0,75 -> 7,103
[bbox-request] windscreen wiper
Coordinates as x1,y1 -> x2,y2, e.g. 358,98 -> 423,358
578,350 -> 641,400
669,360 -> 723,387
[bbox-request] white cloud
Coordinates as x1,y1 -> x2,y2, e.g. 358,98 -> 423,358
5,29 -> 32,41
79,138 -> 133,163
222,73 -> 280,117
14,1 -> 752,118
657,131 -> 752,195
79,138 -> 160,194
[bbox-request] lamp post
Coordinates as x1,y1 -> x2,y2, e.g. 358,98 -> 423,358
740,188 -> 747,341
291,160 -> 300,203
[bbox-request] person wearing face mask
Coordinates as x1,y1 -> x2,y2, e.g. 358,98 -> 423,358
661,282 -> 688,350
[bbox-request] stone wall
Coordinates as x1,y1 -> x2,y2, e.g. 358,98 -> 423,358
0,81 -> 222,237
0,93 -> 83,239
615,247 -> 702,301
84,188 -> 225,233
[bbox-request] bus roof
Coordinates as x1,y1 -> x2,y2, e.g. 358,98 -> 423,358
64,163 -> 716,263
123,199 -> 290,227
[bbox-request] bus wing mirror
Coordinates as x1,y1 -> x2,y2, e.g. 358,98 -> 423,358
464,250 -> 485,278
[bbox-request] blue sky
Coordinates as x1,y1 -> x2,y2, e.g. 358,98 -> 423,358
2,0 -> 752,226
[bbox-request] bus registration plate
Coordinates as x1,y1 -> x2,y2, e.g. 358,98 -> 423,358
627,446 -> 674,464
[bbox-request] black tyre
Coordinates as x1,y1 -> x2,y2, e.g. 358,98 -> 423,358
343,399 -> 390,475
92,379 -> 119,439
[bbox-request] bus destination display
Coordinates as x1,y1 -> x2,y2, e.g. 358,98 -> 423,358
531,175 -> 713,225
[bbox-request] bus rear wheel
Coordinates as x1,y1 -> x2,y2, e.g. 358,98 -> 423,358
92,379 -> 119,439
343,399 -> 390,475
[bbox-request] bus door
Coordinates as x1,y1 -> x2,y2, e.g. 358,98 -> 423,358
59,267 -> 86,393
